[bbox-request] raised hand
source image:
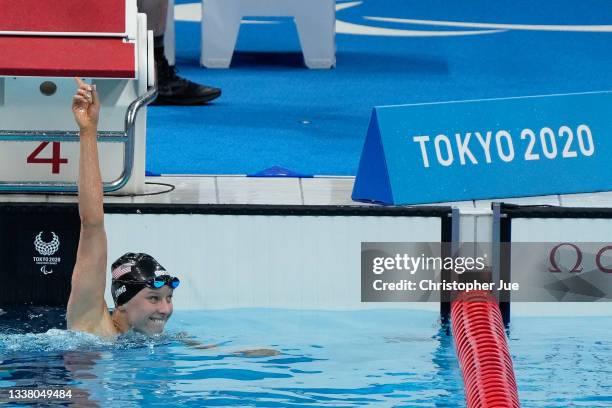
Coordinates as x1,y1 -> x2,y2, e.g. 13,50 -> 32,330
72,77 -> 100,131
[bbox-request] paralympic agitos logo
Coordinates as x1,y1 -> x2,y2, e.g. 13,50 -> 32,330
548,243 -> 612,273
33,231 -> 62,275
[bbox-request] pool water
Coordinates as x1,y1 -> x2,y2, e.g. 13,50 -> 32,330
507,316 -> 612,408
0,308 -> 610,407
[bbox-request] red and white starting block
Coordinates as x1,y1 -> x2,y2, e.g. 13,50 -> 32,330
0,0 -> 156,194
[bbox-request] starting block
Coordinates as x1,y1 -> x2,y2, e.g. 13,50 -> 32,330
165,0 -> 336,69
0,0 -> 156,194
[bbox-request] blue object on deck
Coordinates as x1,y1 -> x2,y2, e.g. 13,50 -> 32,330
353,91 -> 612,205
351,111 -> 393,205
248,166 -> 313,178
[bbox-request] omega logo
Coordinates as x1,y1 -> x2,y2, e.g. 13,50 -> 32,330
548,243 -> 612,273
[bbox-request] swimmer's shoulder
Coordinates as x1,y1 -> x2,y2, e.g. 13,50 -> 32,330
69,306 -> 120,338
96,309 -> 121,338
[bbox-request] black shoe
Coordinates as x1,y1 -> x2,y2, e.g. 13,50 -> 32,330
152,52 -> 221,106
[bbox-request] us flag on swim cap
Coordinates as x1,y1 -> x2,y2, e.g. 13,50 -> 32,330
112,264 -> 133,279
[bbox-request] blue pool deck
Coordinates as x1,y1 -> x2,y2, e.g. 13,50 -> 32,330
146,0 -> 612,176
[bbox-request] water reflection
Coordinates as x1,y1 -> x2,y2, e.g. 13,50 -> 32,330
432,322 -> 465,407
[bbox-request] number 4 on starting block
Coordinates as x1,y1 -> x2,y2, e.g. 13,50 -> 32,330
27,142 -> 68,174
0,139 -> 125,184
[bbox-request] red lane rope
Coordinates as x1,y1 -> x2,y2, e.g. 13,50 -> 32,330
451,291 -> 521,408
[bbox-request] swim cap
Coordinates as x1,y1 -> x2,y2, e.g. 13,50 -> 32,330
110,253 -> 169,306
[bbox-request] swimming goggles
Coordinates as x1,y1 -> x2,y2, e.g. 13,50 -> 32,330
115,275 -> 180,289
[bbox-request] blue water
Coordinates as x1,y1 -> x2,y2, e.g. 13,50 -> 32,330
0,308 -> 611,407
146,0 -> 612,175
508,316 -> 612,408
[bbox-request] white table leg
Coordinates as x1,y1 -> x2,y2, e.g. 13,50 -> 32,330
201,0 -> 242,68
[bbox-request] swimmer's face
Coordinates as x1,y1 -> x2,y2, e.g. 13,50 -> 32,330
124,286 -> 174,335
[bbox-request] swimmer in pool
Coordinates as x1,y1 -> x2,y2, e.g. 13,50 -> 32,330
65,79 -> 279,355
66,78 -> 176,337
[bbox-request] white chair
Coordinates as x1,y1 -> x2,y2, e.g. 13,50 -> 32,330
0,0 -> 155,194
165,0 -> 336,69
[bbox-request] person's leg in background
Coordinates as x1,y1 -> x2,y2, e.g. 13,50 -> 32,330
138,0 -> 221,105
